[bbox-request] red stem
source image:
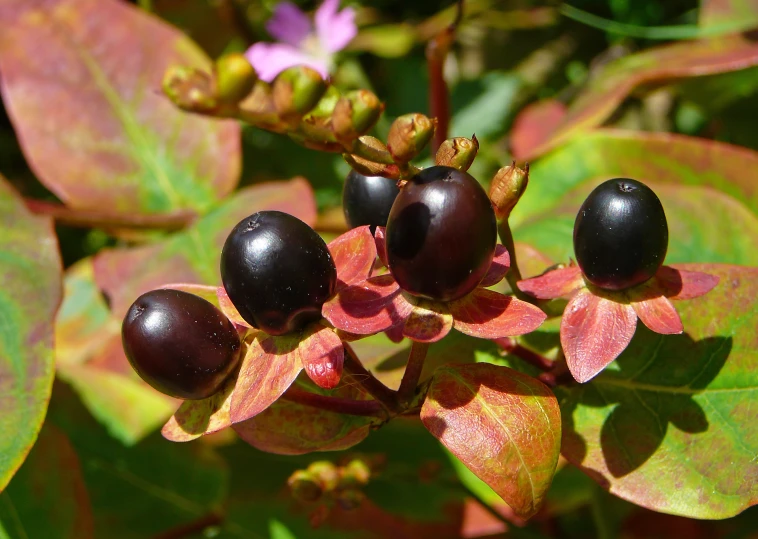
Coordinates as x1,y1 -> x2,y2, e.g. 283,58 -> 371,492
343,342 -> 400,413
495,337 -> 553,371
397,341 -> 430,406
281,387 -> 385,418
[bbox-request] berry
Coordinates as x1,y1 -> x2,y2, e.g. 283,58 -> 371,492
386,166 -> 497,301
574,178 -> 668,291
342,170 -> 400,232
220,211 -> 337,335
122,289 -> 241,400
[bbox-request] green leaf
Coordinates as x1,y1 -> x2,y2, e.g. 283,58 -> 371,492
700,0 -> 758,30
0,424 -> 94,538
0,177 -> 61,491
0,0 -> 240,214
560,264 -> 758,518
421,363 -> 562,518
451,72 -> 523,141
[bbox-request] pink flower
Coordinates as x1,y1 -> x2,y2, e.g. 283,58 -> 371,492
246,0 -> 357,82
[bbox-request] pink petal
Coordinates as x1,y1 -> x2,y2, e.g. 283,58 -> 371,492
402,301 -> 453,343
374,227 -> 389,268
561,289 -> 638,383
245,42 -> 327,83
479,245 -> 511,287
266,2 -> 313,47
315,0 -> 357,53
654,266 -> 720,300
328,225 -> 377,291
299,324 -> 344,389
632,295 -> 683,335
450,288 -> 547,339
518,266 -> 584,300
322,274 -> 413,335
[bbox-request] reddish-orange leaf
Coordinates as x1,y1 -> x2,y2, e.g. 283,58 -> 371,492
0,0 -> 239,213
230,333 -> 302,423
322,274 -> 413,335
631,295 -> 683,335
161,377 -> 235,442
299,324 -> 344,389
479,245 -> 511,287
374,226 -> 389,267
450,288 -> 547,339
654,266 -> 720,300
421,363 -> 561,519
561,289 -> 638,383
216,286 -> 251,328
510,99 -> 567,161
518,266 -> 584,299
328,226 -> 377,290
402,301 -> 453,343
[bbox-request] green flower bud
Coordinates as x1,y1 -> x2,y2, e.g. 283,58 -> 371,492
489,162 -> 529,220
435,136 -> 479,171
386,113 -> 437,163
272,66 -> 328,125
332,90 -> 384,146
213,53 -> 257,104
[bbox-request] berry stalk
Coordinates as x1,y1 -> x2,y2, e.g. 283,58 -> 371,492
343,343 -> 400,414
282,388 -> 386,418
396,341 -> 431,407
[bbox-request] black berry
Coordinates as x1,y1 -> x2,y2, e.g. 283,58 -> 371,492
342,170 -> 400,232
574,178 -> 668,291
220,211 -> 337,335
386,166 -> 497,301
122,289 -> 241,400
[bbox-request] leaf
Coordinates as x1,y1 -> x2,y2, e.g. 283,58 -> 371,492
449,288 -> 547,339
0,0 -> 240,214
230,333 -> 303,423
560,264 -> 758,518
402,300 -> 453,343
299,324 -> 344,390
509,99 -> 567,161
523,34 -> 758,158
328,226 -> 377,291
479,244 -> 510,287
161,376 -> 235,442
0,424 -> 93,538
700,0 -> 758,29
421,363 -> 561,518
451,72 -> 523,141
518,266 -> 584,299
0,177 -> 62,490
630,291 -> 683,335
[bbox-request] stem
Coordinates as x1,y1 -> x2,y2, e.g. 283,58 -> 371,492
282,388 -> 385,418
25,199 -> 195,231
343,343 -> 400,413
495,337 -> 553,371
152,513 -> 222,539
496,219 -> 530,301
590,485 -> 614,539
397,341 -> 430,406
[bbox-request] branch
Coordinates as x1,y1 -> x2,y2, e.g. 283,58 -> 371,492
343,342 -> 400,413
397,341 -> 430,406
281,387 -> 386,418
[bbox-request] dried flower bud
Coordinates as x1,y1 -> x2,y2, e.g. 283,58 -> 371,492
386,113 -> 436,163
213,53 -> 257,104
162,66 -> 217,113
335,488 -> 365,511
435,136 -> 479,171
237,81 -> 287,133
288,470 -> 323,502
489,162 -> 529,220
344,137 -> 401,179
272,66 -> 328,124
297,86 -> 341,145
332,90 -> 384,146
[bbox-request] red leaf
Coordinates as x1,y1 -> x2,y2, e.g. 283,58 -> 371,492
654,266 -> 720,300
374,226 -> 389,267
450,288 -> 547,339
216,286 -> 251,328
479,245 -> 511,287
631,295 -> 683,335
402,301 -> 453,343
518,266 -> 584,299
161,377 -> 235,442
561,289 -> 638,383
328,226 -> 377,290
421,363 -> 561,519
322,274 -> 413,335
300,324 -> 344,389
510,99 -> 568,161
230,333 -> 302,423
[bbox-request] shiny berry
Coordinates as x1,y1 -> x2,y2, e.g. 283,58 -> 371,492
342,170 -> 400,232
122,289 -> 241,400
574,178 -> 668,291
220,211 -> 337,335
386,166 -> 497,301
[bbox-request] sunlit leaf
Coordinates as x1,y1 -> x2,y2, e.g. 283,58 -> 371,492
161,376 -> 235,442
0,177 -> 61,490
0,0 -> 240,213
328,226 -> 377,290
700,0 -> 758,29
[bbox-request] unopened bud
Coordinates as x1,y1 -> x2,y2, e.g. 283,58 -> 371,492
386,113 -> 436,163
288,470 -> 323,502
339,459 -> 371,488
162,66 -> 217,113
298,86 -> 341,145
307,461 -> 340,492
272,66 -> 328,124
435,135 -> 479,171
237,81 -> 287,133
489,162 -> 529,220
335,488 -> 365,511
332,90 -> 384,146
213,53 -> 257,104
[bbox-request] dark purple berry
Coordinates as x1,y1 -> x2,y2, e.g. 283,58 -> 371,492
342,170 -> 400,233
386,166 -> 497,301
220,211 -> 337,335
574,178 -> 668,291
122,289 -> 241,400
